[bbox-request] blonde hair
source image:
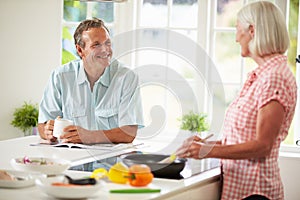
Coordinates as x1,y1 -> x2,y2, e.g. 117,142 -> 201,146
237,1 -> 289,57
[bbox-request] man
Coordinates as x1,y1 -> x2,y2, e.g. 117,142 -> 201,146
38,18 -> 143,144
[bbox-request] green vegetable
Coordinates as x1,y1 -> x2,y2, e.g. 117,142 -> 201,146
110,189 -> 161,193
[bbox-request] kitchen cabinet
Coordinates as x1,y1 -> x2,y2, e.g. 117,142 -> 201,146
161,181 -> 221,200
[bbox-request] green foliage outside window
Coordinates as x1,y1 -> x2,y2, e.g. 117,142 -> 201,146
62,27 -> 77,64
62,49 -> 77,65
62,0 -> 114,64
64,0 -> 87,22
284,0 -> 298,145
287,0 -> 299,75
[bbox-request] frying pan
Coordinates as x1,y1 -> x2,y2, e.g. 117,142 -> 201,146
120,153 -> 187,179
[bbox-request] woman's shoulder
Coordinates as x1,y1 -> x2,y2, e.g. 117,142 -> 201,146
260,61 -> 296,92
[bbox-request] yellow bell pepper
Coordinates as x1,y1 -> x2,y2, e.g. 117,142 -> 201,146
91,162 -> 130,184
90,168 -> 108,180
108,162 -> 129,184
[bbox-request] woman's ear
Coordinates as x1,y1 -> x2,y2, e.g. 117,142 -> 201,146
249,24 -> 255,38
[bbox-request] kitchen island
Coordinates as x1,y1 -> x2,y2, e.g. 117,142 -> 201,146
0,136 -> 221,200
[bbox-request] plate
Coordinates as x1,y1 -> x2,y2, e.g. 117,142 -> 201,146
10,157 -> 71,175
0,170 -> 37,188
35,176 -> 103,199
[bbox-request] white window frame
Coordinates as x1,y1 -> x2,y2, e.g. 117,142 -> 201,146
289,0 -> 300,152
63,0 -> 299,151
127,0 -> 299,150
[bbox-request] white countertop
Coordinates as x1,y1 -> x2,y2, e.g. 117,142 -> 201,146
0,136 -> 221,200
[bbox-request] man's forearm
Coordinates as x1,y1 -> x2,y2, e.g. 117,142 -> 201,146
90,125 -> 137,144
104,125 -> 137,143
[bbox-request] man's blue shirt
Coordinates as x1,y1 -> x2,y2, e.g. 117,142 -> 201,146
38,59 -> 144,130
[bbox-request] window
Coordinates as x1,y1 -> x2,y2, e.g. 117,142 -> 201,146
62,0 -> 299,149
288,0 -> 300,148
62,0 -> 114,64
134,0 -> 207,140
210,0 -> 299,148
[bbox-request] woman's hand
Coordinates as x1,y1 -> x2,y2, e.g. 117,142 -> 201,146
176,136 -> 202,159
176,135 -> 215,159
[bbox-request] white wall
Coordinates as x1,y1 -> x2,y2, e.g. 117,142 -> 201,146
279,153 -> 300,199
0,0 -> 62,140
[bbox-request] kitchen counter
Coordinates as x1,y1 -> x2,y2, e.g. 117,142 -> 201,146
0,136 -> 221,200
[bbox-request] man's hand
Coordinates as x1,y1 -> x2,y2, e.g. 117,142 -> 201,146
38,120 -> 57,142
60,125 -> 84,143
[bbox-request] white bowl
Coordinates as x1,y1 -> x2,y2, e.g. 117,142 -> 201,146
0,170 -> 37,188
35,176 -> 103,199
10,157 -> 71,175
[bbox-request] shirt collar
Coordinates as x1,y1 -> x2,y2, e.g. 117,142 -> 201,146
246,55 -> 286,83
98,66 -> 110,87
77,60 -> 111,87
77,60 -> 87,85
253,54 -> 286,77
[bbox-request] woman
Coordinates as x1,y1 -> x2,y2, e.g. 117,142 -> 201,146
176,2 -> 297,200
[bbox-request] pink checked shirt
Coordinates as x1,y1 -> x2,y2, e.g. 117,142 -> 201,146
221,55 -> 297,200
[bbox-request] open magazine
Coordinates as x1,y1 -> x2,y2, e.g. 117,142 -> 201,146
30,139 -> 143,151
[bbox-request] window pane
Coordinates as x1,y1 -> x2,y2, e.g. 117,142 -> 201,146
283,119 -> 294,145
92,2 -> 114,23
287,0 -> 299,74
174,29 -> 197,42
248,0 -> 275,3
136,50 -> 167,68
216,0 -> 243,27
62,0 -> 114,64
243,57 -> 256,80
62,26 -> 76,53
134,29 -> 168,66
64,1 -> 87,22
215,32 -> 241,83
140,84 -> 183,131
171,0 -> 198,28
62,26 -> 78,64
141,85 -> 167,128
223,84 -> 240,106
140,0 -> 168,27
167,52 -> 198,80
286,0 -> 299,146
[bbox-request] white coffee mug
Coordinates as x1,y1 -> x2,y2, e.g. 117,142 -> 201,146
53,118 -> 73,142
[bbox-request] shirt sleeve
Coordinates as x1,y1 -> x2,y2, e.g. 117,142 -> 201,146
257,72 -> 289,112
118,69 -> 144,129
38,70 -> 63,123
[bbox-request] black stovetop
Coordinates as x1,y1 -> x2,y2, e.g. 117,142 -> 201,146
69,151 -> 220,180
